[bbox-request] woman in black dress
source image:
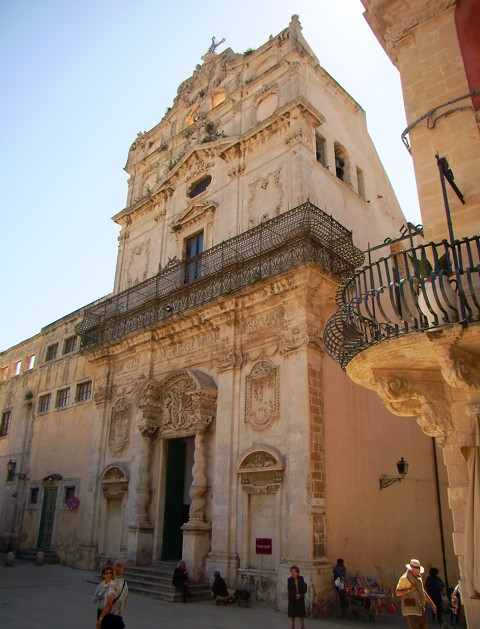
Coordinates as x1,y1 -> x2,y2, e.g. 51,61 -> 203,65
287,565 -> 307,629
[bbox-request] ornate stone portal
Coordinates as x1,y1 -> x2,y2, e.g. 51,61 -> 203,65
126,369 -> 217,574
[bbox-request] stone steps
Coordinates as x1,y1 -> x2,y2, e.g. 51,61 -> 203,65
16,548 -> 60,564
123,563 -> 212,603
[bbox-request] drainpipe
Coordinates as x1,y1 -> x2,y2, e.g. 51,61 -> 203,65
432,437 -> 449,591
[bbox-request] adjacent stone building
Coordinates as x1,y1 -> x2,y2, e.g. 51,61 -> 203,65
325,1 -> 480,624
0,16 -> 457,616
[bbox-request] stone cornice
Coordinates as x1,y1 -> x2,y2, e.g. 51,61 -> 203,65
362,0 -> 456,63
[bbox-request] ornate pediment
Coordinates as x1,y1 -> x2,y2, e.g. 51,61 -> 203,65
170,199 -> 217,233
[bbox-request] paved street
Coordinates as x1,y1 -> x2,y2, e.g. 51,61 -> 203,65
0,557 -> 408,629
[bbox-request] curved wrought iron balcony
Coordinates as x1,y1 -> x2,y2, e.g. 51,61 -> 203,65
323,236 -> 480,370
76,202 -> 364,350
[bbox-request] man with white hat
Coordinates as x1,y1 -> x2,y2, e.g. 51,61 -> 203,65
395,559 -> 437,628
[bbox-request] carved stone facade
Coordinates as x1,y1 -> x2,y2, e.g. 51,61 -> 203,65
0,15 -> 459,619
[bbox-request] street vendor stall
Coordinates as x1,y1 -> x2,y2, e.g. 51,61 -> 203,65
343,577 -> 396,622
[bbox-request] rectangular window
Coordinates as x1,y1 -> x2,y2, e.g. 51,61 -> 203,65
63,336 -> 77,354
45,343 -> 58,361
27,354 -> 36,370
14,361 -> 22,376
64,486 -> 75,501
29,487 -> 39,504
56,388 -> 70,408
184,232 -> 204,283
6,460 -> 16,482
38,394 -> 51,413
0,367 -> 8,381
356,166 -> 366,200
315,133 -> 326,167
76,381 -> 92,402
1,410 -> 12,436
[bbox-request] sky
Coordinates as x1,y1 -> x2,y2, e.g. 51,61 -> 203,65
0,0 -> 422,352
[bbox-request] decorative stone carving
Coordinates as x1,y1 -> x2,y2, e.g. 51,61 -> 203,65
245,359 -> 279,431
136,379 -> 162,437
169,200 -> 217,233
237,446 -> 284,488
94,384 -> 113,404
160,369 -> 217,437
187,430 -> 208,524
241,451 -> 277,469
109,396 -> 131,452
381,0 -> 456,60
101,464 -> 129,500
214,344 -> 246,371
279,324 -> 323,355
371,373 -> 453,445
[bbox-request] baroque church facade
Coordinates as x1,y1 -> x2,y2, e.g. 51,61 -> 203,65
0,17 -> 457,616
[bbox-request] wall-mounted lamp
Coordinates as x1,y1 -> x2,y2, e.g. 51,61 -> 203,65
163,305 -> 173,312
379,457 -> 409,490
6,459 -> 28,482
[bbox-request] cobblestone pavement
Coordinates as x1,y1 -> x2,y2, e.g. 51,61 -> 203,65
0,558 -> 410,629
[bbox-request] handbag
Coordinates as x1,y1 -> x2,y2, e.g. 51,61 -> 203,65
101,614 -> 125,629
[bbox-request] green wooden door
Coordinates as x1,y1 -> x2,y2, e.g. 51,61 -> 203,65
37,487 -> 57,550
161,440 -> 186,560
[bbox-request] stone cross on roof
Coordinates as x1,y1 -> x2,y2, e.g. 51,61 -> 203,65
207,36 -> 226,54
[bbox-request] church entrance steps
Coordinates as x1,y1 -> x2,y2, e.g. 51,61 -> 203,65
16,548 -> 60,564
123,563 -> 212,602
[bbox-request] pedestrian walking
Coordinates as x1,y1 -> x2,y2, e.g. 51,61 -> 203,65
287,565 -> 307,629
97,560 -> 128,629
424,567 -> 444,623
395,559 -> 436,628
93,565 -> 114,620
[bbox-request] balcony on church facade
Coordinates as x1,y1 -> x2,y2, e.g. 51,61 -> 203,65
324,235 -> 480,370
76,201 -> 364,350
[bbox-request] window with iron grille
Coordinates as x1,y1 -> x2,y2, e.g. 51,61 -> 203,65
38,394 -> 51,413
76,381 -> 92,402
64,336 -> 77,354
56,388 -> 70,408
45,343 -> 58,361
0,410 -> 11,436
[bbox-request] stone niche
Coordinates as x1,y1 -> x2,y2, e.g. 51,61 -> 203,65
236,446 -> 285,605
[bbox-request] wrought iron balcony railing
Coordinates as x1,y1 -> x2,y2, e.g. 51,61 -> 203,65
323,236 -> 480,370
76,201 -> 364,350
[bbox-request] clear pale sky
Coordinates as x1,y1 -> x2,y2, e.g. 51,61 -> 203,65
0,0 -> 421,352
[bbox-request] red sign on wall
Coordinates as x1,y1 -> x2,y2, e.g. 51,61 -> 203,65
256,538 -> 272,554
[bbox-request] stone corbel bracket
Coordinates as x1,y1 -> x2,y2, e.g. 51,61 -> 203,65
371,370 -> 453,445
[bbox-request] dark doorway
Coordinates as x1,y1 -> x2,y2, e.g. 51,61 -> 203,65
37,487 -> 57,549
162,439 -> 189,560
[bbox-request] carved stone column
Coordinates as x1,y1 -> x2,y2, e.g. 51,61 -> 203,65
127,378 -> 161,565
187,429 -> 208,524
182,428 -> 212,582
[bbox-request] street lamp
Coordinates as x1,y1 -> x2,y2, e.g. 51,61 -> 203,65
379,457 -> 409,490
6,460 -> 28,481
